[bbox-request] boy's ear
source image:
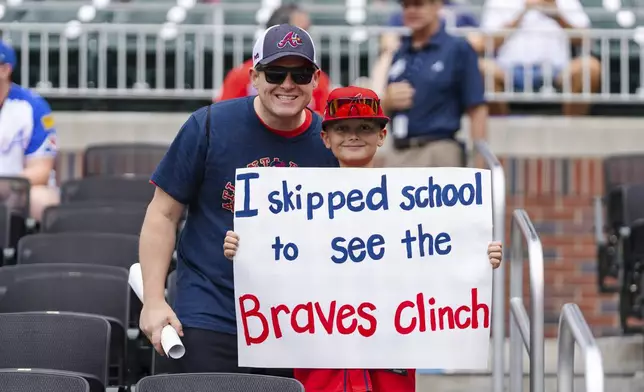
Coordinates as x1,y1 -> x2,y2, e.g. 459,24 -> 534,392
377,128 -> 387,147
320,130 -> 332,149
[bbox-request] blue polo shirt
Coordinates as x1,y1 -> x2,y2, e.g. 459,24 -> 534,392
387,22 -> 485,139
151,97 -> 338,335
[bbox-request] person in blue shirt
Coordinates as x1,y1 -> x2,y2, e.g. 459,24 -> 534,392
378,0 -> 488,169
0,41 -> 59,221
138,24 -> 337,376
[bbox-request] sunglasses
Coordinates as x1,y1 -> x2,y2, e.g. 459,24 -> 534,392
326,97 -> 381,117
256,65 -> 316,85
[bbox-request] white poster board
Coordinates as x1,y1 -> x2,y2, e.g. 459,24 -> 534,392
233,167 -> 493,370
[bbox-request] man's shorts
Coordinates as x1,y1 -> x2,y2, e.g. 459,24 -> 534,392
511,65 -> 563,92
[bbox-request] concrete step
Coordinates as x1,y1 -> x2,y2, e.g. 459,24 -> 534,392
416,336 -> 644,375
416,373 -> 644,392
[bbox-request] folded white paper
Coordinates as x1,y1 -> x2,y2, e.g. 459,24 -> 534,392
129,263 -> 185,359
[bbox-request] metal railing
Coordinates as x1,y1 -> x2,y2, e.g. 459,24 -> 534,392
473,140 -> 507,392
509,209 -> 545,392
557,303 -> 605,392
0,7 -> 643,101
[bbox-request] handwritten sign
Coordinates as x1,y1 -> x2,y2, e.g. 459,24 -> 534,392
233,167 -> 493,369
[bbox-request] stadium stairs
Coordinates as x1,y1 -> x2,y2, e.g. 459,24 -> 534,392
416,336 -> 644,391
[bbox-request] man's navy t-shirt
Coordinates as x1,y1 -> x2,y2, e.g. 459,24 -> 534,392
151,96 -> 337,335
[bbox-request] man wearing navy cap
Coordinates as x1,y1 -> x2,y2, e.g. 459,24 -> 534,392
0,40 -> 59,221
379,0 -> 488,168
138,24 -> 337,375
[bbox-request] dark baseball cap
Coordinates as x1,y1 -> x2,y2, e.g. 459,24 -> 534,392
252,24 -> 318,69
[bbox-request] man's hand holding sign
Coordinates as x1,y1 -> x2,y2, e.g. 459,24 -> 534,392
230,167 -> 497,370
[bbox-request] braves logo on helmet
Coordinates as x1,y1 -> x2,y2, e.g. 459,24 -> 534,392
277,31 -> 303,49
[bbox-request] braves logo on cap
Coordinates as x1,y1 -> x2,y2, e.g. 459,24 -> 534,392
277,31 -> 303,49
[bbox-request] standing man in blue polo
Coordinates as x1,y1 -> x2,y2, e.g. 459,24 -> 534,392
379,0 -> 488,168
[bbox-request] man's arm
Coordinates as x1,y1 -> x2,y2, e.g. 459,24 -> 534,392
23,97 -> 57,185
480,0 -> 528,49
458,39 -> 488,166
141,109 -> 208,299
140,187 -> 185,304
22,157 -> 54,185
546,0 -> 590,46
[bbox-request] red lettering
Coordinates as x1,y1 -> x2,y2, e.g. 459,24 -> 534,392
259,157 -> 270,167
315,301 -> 337,334
336,304 -> 357,334
471,288 -> 489,328
394,300 -> 416,335
357,302 -> 377,337
428,297 -> 437,331
270,304 -> 290,339
291,302 -> 315,334
438,306 -> 455,330
455,305 -> 471,329
239,294 -> 269,346
417,293 -> 427,332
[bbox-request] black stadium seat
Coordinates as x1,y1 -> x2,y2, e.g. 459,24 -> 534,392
596,154 -> 644,293
0,368 -> 90,392
60,177 -> 155,204
0,176 -> 34,255
607,183 -> 644,333
0,270 -> 130,386
136,373 -> 305,392
41,204 -> 146,236
82,143 -> 168,178
17,232 -> 139,269
0,312 -> 111,392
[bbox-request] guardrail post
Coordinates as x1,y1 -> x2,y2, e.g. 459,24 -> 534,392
509,209 -> 545,392
473,141 -> 506,392
557,303 -> 605,392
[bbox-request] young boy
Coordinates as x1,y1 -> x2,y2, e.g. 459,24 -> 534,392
223,86 -> 503,392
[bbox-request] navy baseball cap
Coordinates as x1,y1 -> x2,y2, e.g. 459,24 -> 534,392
252,24 -> 318,69
0,41 -> 16,69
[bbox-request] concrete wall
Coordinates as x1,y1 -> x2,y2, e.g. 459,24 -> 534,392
54,113 -> 644,337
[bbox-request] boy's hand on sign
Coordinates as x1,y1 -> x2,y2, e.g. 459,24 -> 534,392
224,230 -> 240,260
487,241 -> 502,269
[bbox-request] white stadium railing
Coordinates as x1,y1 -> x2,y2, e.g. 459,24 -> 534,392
0,1 -> 641,102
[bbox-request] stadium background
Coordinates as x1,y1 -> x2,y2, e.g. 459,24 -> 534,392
5,0 -> 644,389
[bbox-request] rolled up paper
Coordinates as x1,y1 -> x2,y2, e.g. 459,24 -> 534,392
129,263 -> 185,359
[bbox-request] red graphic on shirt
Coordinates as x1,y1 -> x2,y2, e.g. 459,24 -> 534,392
277,31 -> 303,49
221,157 -> 299,212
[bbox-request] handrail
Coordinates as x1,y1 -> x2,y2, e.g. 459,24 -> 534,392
473,140 -> 506,392
557,303 -> 605,392
510,209 -> 545,392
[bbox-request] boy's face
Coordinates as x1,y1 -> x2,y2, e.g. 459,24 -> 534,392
321,119 -> 386,167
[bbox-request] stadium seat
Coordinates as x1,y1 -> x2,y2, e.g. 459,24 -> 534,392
60,177 -> 155,204
0,271 -> 130,386
605,183 -> 644,333
17,232 -> 139,269
0,368 -> 90,392
41,204 -> 146,236
17,232 -> 142,330
0,176 -> 34,255
0,205 -> 10,265
136,373 -> 306,392
595,154 -> 644,293
0,312 -> 111,392
82,143 -> 168,178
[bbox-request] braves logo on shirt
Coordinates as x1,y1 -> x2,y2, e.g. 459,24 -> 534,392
277,31 -> 303,49
221,157 -> 299,212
